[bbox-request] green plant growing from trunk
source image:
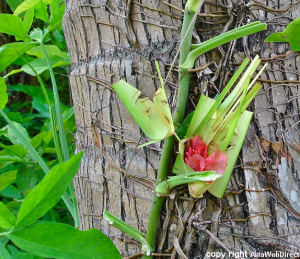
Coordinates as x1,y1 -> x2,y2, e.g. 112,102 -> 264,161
104,0 -> 268,258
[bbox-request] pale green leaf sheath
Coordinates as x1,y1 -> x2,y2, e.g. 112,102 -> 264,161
112,80 -> 174,145
173,56 -> 267,198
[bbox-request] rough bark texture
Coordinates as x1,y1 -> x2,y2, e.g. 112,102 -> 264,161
63,0 -> 300,258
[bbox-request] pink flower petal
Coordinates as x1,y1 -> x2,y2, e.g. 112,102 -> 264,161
191,135 -> 208,158
204,149 -> 227,175
185,153 -> 205,172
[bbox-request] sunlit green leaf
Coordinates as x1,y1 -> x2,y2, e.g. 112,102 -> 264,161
30,131 -> 53,150
0,201 -> 16,229
27,45 -> 68,58
49,0 -> 65,31
0,14 -> 26,41
0,78 -> 8,110
14,0 -> 39,16
23,7 -> 34,34
0,149 -> 24,169
265,17 -> 300,51
0,42 -> 37,74
16,152 -> 83,229
6,0 -> 24,12
0,171 -> 17,192
1,122 -> 30,145
34,0 -> 49,23
7,56 -> 70,77
0,143 -> 27,159
8,222 -> 121,259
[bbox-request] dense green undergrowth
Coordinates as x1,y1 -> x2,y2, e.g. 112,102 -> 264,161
0,1 -> 121,258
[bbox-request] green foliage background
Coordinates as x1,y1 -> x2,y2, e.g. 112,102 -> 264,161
0,1 -> 121,258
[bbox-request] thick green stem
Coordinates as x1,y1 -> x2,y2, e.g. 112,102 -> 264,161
143,2 -> 203,257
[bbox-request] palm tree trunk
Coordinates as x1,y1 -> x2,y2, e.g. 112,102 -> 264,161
63,0 -> 300,257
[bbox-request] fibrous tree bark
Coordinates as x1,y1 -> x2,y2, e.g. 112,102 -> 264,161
63,0 -> 300,258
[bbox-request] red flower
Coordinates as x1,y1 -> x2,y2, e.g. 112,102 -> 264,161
184,136 -> 227,178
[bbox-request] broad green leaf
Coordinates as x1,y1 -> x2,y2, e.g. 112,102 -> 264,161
0,201 -> 16,229
5,112 -> 33,124
0,42 -> 37,74
23,7 -> 35,34
265,17 -> 300,51
14,0 -> 39,16
8,222 -> 121,259
0,185 -> 21,199
0,236 -> 9,245
9,84 -> 54,101
8,251 -> 41,259
27,45 -> 68,58
0,78 -> 8,110
49,0 -> 65,31
34,0 -> 49,23
0,149 -> 24,169
6,245 -> 18,255
30,131 -> 53,149
0,242 -> 13,259
0,14 -> 26,41
1,122 -> 30,145
113,80 -> 174,143
23,56 -> 70,75
0,143 -> 27,159
4,200 -> 21,211
0,171 -> 17,192
11,54 -> 35,67
16,152 -> 83,229
5,0 -> 24,12
32,96 -> 50,118
17,164 -> 38,193
7,56 -> 70,77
